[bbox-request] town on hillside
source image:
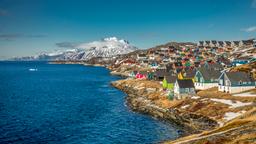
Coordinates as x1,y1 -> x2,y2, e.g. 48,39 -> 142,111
93,39 -> 256,100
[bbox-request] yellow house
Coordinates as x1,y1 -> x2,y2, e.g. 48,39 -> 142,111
177,70 -> 196,82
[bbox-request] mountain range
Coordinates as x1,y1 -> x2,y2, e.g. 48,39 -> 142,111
13,37 -> 138,61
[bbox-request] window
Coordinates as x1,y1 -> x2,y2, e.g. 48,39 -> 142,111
219,79 -> 223,85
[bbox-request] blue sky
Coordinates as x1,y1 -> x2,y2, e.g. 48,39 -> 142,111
0,0 -> 256,59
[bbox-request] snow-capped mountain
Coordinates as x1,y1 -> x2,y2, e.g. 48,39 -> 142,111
14,37 -> 138,61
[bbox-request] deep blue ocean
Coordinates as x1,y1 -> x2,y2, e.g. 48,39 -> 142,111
0,61 -> 180,144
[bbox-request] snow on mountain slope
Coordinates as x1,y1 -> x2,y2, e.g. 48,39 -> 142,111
15,37 -> 138,61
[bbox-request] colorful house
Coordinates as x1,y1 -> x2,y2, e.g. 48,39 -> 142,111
204,62 -> 224,71
174,79 -> 195,99
194,67 -> 221,90
162,75 -> 177,90
154,69 -> 168,81
177,69 -> 196,81
135,72 -> 147,79
218,72 -> 255,94
129,71 -> 137,78
149,61 -> 158,68
232,58 -> 250,66
147,72 -> 154,80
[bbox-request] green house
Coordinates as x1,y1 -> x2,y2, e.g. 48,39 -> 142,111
185,61 -> 191,67
147,72 -> 154,80
162,75 -> 177,90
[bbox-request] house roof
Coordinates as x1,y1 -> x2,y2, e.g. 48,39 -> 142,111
218,41 -> 224,44
138,54 -> 146,57
176,79 -> 195,88
208,63 -> 224,70
242,40 -> 254,45
183,69 -> 196,78
198,67 -> 221,81
140,71 -> 148,75
165,75 -> 177,83
225,41 -> 231,45
211,40 -> 217,44
233,41 -> 240,45
174,62 -> 182,66
154,69 -> 167,77
225,72 -> 254,83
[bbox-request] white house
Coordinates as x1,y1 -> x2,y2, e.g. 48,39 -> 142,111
210,40 -> 217,47
137,53 -> 147,61
194,67 -> 221,90
231,41 -> 240,47
224,41 -> 231,47
174,79 -> 195,99
218,72 -> 255,94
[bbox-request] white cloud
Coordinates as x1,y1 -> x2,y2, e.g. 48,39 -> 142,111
242,26 -> 256,32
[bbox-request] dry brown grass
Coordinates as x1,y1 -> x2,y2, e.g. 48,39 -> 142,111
230,61 -> 256,79
165,108 -> 256,144
197,87 -> 256,102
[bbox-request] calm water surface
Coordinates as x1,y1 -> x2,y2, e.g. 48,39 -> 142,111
0,61 -> 181,144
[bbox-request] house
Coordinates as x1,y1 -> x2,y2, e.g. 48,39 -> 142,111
129,71 -> 138,78
210,40 -> 217,47
135,71 -> 147,79
194,68 -> 221,90
137,53 -> 147,61
224,41 -> 231,47
217,41 -> 224,47
239,39 -> 254,47
204,62 -> 224,71
166,63 -> 173,72
217,58 -> 232,68
232,41 -> 240,47
253,39 -> 256,48
162,56 -> 170,63
154,69 -> 168,81
198,41 -> 204,47
160,48 -> 169,54
178,69 -> 196,81
147,72 -> 154,80
204,41 -> 211,47
232,58 -> 250,66
174,79 -> 195,99
173,62 -> 183,68
148,50 -> 155,60
218,72 -> 255,94
162,75 -> 177,90
149,61 -> 158,68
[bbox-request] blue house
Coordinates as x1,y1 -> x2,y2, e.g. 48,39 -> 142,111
232,58 -> 250,66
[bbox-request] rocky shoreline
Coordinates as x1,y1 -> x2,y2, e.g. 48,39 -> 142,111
111,79 -> 218,136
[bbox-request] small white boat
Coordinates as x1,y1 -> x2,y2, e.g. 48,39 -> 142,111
29,68 -> 38,71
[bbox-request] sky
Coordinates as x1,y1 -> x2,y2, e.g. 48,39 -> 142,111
0,0 -> 256,59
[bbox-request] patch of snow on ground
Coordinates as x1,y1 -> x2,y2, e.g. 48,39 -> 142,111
181,105 -> 190,109
210,98 -> 252,108
233,92 -> 256,97
218,121 -> 224,127
224,112 -> 242,121
191,96 -> 200,99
